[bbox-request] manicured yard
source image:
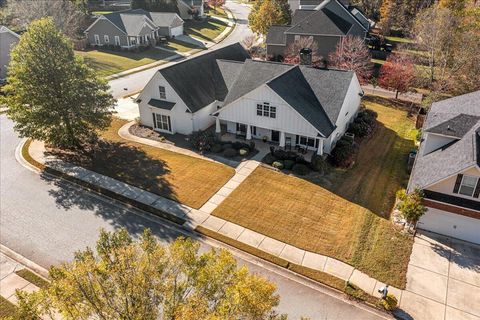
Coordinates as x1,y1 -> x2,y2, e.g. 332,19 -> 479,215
212,97 -> 417,287
15,269 -> 49,288
385,36 -> 415,44
184,18 -> 228,42
49,118 -> 235,209
0,296 -> 16,318
76,49 -> 175,77
207,7 -> 228,19
160,39 -> 202,53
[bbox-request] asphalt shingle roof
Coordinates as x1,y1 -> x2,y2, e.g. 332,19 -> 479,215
285,7 -> 352,35
159,43 -> 250,112
426,114 -> 480,138
265,25 -> 290,45
102,9 -> 181,35
408,91 -> 480,191
148,99 -> 176,110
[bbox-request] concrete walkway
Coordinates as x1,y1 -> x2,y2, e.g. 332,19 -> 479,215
25,138 -> 404,305
0,253 -> 40,305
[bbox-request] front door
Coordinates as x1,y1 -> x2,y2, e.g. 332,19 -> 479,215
271,130 -> 280,143
236,123 -> 247,137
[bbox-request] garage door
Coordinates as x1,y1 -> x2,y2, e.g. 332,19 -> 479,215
171,26 -> 183,37
417,207 -> 480,244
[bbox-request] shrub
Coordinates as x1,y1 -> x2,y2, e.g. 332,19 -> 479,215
263,153 -> 277,165
222,143 -> 233,151
249,141 -> 255,151
239,148 -> 249,156
223,148 -> 237,158
232,141 -> 244,150
380,293 -> 398,311
310,154 -> 326,173
295,155 -> 309,165
331,137 -> 356,168
211,144 -> 222,153
272,161 -> 284,170
292,163 -> 310,175
349,109 -> 378,138
191,130 -> 215,151
273,149 -> 288,160
283,159 -> 295,170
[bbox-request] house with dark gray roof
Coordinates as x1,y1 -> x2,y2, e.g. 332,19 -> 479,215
0,26 -> 20,80
266,0 -> 368,60
84,9 -> 184,49
136,43 -> 363,156
408,90 -> 480,244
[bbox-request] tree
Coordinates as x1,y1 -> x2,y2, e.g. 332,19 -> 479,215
396,188 -> 427,227
379,0 -> 399,34
283,36 -> 323,66
16,228 -> 281,319
6,0 -> 87,38
329,35 -> 373,84
350,0 -> 382,21
4,18 -> 114,149
378,54 -> 416,99
207,0 -> 225,12
132,0 -> 179,13
248,0 -> 291,35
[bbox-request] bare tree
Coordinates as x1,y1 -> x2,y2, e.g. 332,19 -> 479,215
241,34 -> 265,59
283,36 -> 323,66
329,35 -> 373,84
7,0 -> 87,38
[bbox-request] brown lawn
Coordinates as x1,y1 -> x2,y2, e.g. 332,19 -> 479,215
212,96 -> 417,288
50,118 -> 235,209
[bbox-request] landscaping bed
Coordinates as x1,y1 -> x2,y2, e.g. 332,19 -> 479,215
76,48 -> 175,77
48,118 -> 235,209
212,96 -> 418,288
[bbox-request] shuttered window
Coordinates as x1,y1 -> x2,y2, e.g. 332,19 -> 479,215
453,174 -> 463,194
458,175 -> 479,197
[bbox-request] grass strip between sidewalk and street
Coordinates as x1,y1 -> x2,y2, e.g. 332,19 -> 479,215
0,296 -> 17,319
195,226 -> 383,309
21,140 -> 186,226
15,269 -> 49,289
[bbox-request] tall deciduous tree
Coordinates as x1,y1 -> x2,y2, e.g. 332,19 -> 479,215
378,54 -> 416,99
207,0 -> 225,12
16,229 -> 281,319
329,35 -> 373,84
248,0 -> 291,35
4,18 -> 114,149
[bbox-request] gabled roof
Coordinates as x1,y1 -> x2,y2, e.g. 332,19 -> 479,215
408,91 -> 480,191
292,9 -> 315,24
266,25 -> 290,45
158,43 -> 250,112
219,59 -> 356,137
285,7 -> 352,35
0,26 -> 20,39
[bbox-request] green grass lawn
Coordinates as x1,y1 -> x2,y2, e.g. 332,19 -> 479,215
0,296 -> 17,318
207,7 -> 228,19
212,96 -> 417,288
160,39 -> 202,53
76,49 -> 175,77
184,18 -> 228,42
385,36 -> 415,44
49,118 -> 235,209
15,269 -> 49,289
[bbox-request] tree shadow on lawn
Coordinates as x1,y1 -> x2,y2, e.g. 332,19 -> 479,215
307,120 -> 415,219
184,19 -> 227,42
45,139 -> 179,204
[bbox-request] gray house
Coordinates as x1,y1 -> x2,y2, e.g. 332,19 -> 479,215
0,26 -> 20,80
266,0 -> 369,60
85,9 -> 184,49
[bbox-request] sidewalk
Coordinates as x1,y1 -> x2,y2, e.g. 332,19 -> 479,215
362,85 -> 423,104
23,135 -> 404,304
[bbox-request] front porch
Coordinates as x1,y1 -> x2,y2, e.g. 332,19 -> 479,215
216,119 -> 323,161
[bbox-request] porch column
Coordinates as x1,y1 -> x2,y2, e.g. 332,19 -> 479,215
317,139 -> 324,155
215,117 -> 221,133
279,131 -> 285,148
246,124 -> 252,140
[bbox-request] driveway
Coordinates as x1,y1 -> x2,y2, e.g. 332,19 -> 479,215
400,230 -> 480,320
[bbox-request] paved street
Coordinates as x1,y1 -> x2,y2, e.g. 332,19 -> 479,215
0,115 -> 387,319
109,0 -> 253,99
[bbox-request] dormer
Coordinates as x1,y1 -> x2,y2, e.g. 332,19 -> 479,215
422,114 -> 480,155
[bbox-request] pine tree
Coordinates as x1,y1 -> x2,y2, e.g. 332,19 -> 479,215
4,18 -> 114,149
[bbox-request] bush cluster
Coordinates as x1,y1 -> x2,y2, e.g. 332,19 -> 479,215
348,108 -> 378,138
262,147 -> 327,175
208,140 -> 256,158
190,130 -> 216,152
330,137 -> 357,168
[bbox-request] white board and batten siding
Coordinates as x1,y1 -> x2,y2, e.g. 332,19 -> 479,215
138,72 -> 216,135
324,75 -> 362,152
218,84 -> 321,137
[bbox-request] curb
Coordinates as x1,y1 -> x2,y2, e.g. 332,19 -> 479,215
0,244 -> 49,279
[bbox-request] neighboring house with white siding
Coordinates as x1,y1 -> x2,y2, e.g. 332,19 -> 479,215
85,9 -> 184,49
408,91 -> 480,244
136,43 -> 363,156
0,26 -> 20,80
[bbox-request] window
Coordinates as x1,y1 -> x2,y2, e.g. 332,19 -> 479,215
459,175 -> 478,197
296,135 -> 319,148
153,113 -> 171,132
159,86 -> 166,99
94,34 -> 100,45
104,35 -> 109,43
114,36 -> 120,46
256,102 -> 276,118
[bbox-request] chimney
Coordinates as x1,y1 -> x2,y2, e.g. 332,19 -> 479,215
299,48 -> 312,65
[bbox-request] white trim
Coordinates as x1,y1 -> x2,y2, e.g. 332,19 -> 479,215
114,35 -> 120,46
458,174 -> 479,197
84,15 -> 127,35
